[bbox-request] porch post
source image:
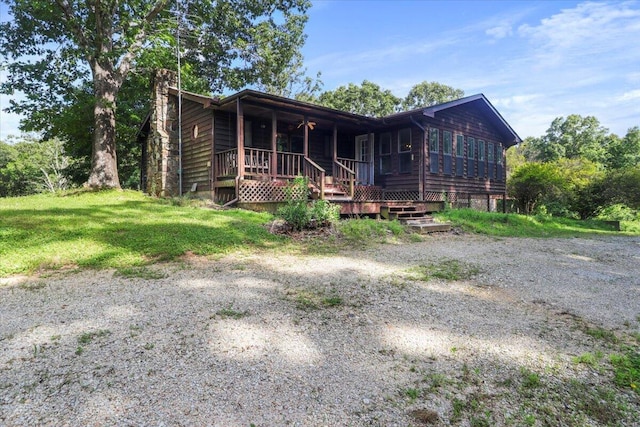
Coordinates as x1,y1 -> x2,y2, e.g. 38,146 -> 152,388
303,115 -> 309,157
271,110 -> 277,180
332,124 -> 337,162
418,129 -> 425,200
368,131 -> 375,185
237,98 -> 245,180
210,112 -> 216,200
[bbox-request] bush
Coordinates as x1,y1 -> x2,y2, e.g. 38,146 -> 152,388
596,204 -> 639,221
276,177 -> 341,230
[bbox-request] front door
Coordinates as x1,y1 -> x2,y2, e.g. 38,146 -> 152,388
355,134 -> 374,185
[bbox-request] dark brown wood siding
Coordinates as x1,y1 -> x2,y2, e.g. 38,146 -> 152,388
214,111 -> 237,152
181,100 -> 213,194
422,104 -> 507,195
373,124 -> 422,192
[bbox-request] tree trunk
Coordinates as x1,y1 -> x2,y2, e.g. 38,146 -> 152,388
86,63 -> 121,189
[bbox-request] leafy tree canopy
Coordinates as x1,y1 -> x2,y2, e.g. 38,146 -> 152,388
0,0 -> 311,189
402,81 -> 464,110
315,80 -> 401,117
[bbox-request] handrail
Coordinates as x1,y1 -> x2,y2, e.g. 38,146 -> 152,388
214,148 -> 238,178
304,157 -> 325,199
333,160 -> 355,198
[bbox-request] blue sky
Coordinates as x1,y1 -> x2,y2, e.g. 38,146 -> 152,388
1,1 -> 639,140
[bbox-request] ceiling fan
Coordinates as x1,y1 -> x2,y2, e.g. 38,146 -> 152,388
297,120 -> 316,130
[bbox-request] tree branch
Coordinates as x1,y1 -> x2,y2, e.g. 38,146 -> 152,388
54,0 -> 92,61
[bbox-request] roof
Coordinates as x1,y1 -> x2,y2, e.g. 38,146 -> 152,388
165,88 -> 521,144
383,94 -> 522,146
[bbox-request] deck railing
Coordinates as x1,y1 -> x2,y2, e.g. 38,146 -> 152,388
244,148 -> 271,177
276,152 -> 304,178
333,160 -> 355,198
214,148 -> 238,178
337,157 -> 371,185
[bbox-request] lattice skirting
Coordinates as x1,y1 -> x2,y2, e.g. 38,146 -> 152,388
238,180 -> 306,203
353,186 -> 382,201
384,190 -> 420,201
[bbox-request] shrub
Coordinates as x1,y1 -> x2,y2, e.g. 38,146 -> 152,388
276,176 -> 340,230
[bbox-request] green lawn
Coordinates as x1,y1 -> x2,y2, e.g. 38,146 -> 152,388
0,190 -> 283,277
436,208 -> 639,237
2,191 -> 637,278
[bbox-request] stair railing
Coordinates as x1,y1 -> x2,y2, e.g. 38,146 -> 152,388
332,160 -> 355,198
303,157 -> 325,199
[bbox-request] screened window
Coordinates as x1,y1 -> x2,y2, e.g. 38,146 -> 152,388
429,128 -> 439,152
478,140 -> 485,161
456,135 -> 464,157
497,143 -> 503,164
398,128 -> 412,174
443,131 -> 452,155
488,142 -> 494,162
467,137 -> 475,159
379,132 -> 392,174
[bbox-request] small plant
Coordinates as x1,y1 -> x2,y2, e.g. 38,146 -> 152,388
404,387 -> 420,401
143,343 -> 155,350
77,329 -> 111,345
19,282 -> 46,291
584,326 -> 619,344
214,306 -> 249,319
75,346 -> 84,355
572,351 -> 604,367
520,368 -> 541,389
285,288 -> 344,310
610,349 -> 640,393
321,296 -> 343,307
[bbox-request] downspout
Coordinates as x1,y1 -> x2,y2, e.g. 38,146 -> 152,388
410,116 -> 426,201
176,1 -> 183,197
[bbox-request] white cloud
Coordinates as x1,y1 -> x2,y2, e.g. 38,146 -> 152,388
618,89 -> 640,101
486,23 -> 513,39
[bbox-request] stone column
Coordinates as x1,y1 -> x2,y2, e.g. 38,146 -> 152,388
147,69 -> 179,197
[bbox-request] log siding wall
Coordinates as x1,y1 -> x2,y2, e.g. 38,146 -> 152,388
180,101 -> 214,194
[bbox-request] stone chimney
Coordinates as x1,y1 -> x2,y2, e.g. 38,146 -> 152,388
146,69 -> 179,196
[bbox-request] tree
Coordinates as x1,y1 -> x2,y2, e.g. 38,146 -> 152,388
0,0 -> 310,189
528,115 -> 609,164
0,136 -> 72,197
402,81 -> 464,110
507,162 -> 566,215
605,127 -> 640,170
315,80 -> 401,117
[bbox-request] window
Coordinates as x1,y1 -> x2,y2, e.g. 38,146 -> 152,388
398,128 -> 412,174
244,121 -> 252,147
456,135 -> 464,177
429,128 -> 439,152
467,137 -> 476,177
487,142 -> 494,162
443,131 -> 453,175
429,128 -> 439,174
443,131 -> 452,155
456,135 -> 464,157
478,140 -> 485,161
497,143 -> 503,164
379,132 -> 392,174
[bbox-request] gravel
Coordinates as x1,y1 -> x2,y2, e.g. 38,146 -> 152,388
1,234 -> 639,426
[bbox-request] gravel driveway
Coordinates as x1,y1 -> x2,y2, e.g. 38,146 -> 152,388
1,234 -> 639,426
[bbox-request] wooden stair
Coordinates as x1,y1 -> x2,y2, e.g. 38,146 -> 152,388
380,205 -> 451,233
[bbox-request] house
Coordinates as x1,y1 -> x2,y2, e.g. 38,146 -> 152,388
140,70 -> 522,215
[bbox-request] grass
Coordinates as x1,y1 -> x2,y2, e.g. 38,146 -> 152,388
407,258 -> 481,281
436,208 -> 639,237
0,190 -> 284,277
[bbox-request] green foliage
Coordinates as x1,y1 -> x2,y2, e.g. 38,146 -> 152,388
1,0 -> 311,188
605,126 -> 640,169
0,137 -> 74,197
610,350 -> 640,393
525,115 -> 609,163
408,259 -> 480,281
336,218 -> 405,244
276,177 -> 340,230
402,81 -> 464,110
316,80 -> 401,117
114,266 -> 168,280
435,209 -> 632,237
0,190 -> 282,277
596,204 -> 639,221
507,162 -> 566,214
